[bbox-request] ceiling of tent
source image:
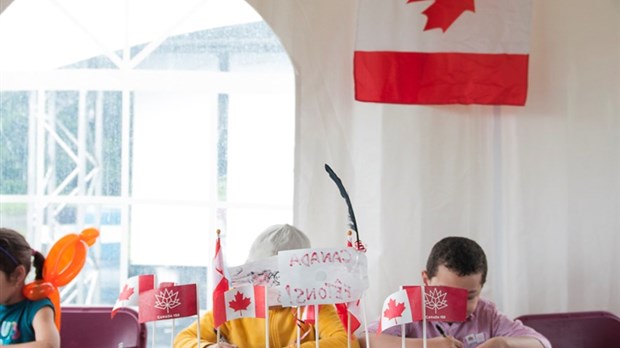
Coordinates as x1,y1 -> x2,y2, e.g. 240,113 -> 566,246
0,0 -> 262,70
0,0 -> 14,15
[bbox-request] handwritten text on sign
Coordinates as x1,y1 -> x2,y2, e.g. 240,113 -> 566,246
278,247 -> 368,306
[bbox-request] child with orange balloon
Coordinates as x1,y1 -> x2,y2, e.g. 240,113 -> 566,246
0,227 -> 59,347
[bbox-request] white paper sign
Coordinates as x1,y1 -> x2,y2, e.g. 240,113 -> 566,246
277,247 -> 368,306
229,256 -> 282,305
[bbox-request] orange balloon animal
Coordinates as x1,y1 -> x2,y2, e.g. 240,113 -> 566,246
22,227 -> 100,329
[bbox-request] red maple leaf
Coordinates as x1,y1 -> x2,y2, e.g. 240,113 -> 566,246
383,298 -> 407,324
407,0 -> 476,32
119,284 -> 134,301
228,291 -> 252,315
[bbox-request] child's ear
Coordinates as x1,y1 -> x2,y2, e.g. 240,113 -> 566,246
10,265 -> 27,284
421,270 -> 430,285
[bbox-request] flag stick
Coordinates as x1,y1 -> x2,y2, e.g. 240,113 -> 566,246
297,307 -> 301,348
401,324 -> 405,348
152,274 -> 158,348
265,286 -> 269,348
152,321 -> 156,348
421,285 -> 427,348
347,312 -> 351,348
314,305 -> 319,348
217,328 -> 221,347
196,287 -> 201,348
171,319 -> 175,347
361,294 -> 370,348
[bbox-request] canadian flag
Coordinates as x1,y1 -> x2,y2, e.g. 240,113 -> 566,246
214,285 -> 266,328
335,300 -> 362,335
336,233 -> 364,334
111,274 -> 155,318
378,289 -> 414,333
354,0 -> 533,105
301,305 -> 316,325
212,232 -> 229,321
336,235 -> 363,334
377,286 -> 467,332
138,283 -> 198,323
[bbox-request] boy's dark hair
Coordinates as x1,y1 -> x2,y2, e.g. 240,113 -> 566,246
0,227 -> 45,280
426,236 -> 488,285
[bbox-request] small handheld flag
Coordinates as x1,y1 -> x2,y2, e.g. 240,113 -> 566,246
111,274 -> 155,318
138,283 -> 198,323
213,285 -> 267,328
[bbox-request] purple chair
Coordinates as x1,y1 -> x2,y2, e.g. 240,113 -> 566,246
60,307 -> 147,348
515,311 -> 620,348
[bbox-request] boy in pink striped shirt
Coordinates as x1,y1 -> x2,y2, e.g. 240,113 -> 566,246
363,237 -> 551,348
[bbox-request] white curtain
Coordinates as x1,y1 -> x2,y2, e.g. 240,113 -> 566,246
248,0 -> 620,322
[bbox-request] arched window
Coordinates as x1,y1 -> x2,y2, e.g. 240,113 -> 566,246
0,0 -> 294,329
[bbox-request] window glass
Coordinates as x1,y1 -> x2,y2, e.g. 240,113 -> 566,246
0,2 -> 294,343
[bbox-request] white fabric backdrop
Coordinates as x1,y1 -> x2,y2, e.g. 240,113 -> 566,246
247,0 -> 620,322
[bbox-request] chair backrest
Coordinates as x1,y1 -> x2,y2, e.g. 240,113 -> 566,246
60,306 -> 147,348
515,311 -> 620,348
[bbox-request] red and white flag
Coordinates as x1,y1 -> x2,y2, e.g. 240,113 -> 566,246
377,286 -> 467,332
336,233 -> 364,334
301,305 -> 316,325
213,285 -> 266,328
111,274 -> 155,318
378,289 -> 414,333
138,283 -> 198,323
335,300 -> 362,335
354,0 -> 533,105
212,232 -> 229,318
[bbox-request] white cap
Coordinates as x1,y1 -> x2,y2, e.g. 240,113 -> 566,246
246,224 -> 311,262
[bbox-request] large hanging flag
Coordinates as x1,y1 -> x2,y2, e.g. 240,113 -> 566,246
111,274 -> 155,318
138,283 -> 198,323
377,286 -> 467,332
354,0 -> 533,105
213,285 -> 267,328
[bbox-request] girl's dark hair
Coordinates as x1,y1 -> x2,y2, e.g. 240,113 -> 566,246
0,227 -> 45,280
426,236 -> 488,285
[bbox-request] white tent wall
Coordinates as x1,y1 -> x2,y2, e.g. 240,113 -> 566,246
247,0 -> 620,322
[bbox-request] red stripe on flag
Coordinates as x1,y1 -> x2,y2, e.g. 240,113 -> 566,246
354,51 -> 529,106
139,275 -> 155,294
253,286 -> 267,319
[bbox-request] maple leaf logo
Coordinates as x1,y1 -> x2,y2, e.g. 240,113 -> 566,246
119,284 -> 134,301
229,291 -> 252,315
154,288 -> 182,313
383,298 -> 407,324
407,0 -> 476,32
425,288 -> 448,313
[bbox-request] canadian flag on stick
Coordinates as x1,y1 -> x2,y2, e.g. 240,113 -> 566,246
212,229 -> 230,325
354,0 -> 533,105
302,305 -> 316,324
213,285 -> 266,328
377,286 -> 467,332
138,283 -> 198,323
336,232 -> 364,335
111,274 -> 155,318
378,289 -> 414,333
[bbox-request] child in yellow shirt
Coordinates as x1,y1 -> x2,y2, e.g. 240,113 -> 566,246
173,224 -> 359,348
